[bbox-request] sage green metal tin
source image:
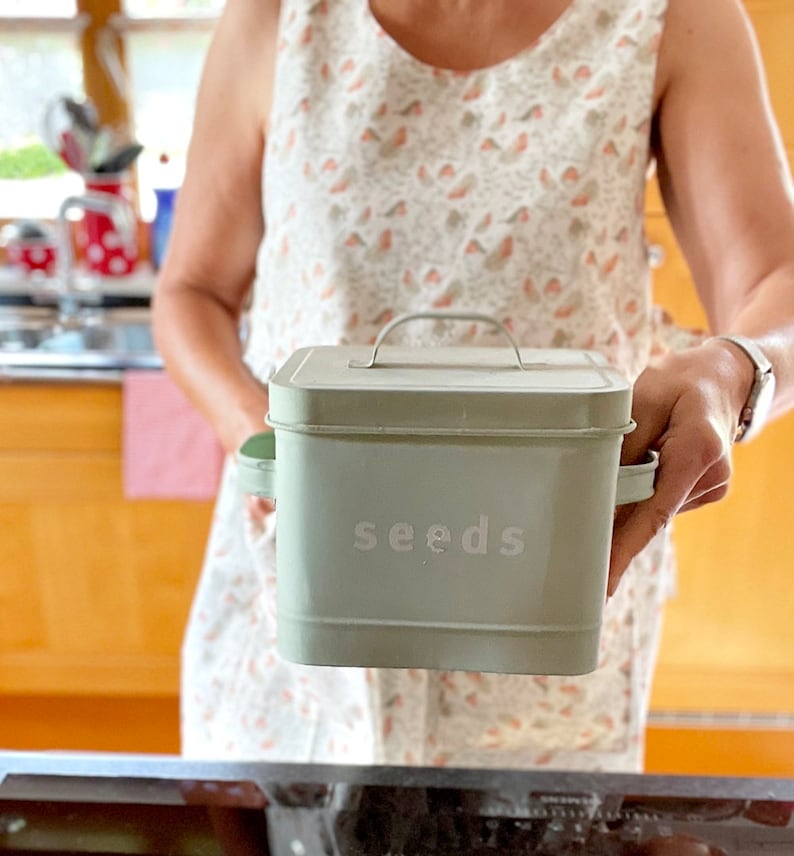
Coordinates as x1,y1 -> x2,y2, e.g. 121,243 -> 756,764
239,312 -> 658,675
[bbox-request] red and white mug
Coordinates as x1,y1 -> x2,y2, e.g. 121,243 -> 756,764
6,238 -> 58,276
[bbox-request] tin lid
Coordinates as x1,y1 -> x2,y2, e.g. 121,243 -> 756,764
268,344 -> 633,436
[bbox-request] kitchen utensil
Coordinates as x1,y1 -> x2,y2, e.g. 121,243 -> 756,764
42,95 -> 97,173
88,128 -> 114,172
59,130 -> 86,173
239,311 -> 659,676
93,142 -> 144,175
62,95 -> 99,136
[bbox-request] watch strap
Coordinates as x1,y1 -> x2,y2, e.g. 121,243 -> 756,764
713,334 -> 774,442
715,334 -> 772,375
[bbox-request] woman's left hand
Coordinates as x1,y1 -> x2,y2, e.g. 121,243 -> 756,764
608,338 -> 754,596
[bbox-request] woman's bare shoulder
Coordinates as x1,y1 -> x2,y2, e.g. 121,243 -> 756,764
653,0 -> 769,146
658,0 -> 762,90
205,0 -> 281,131
222,0 -> 281,33
156,0 -> 281,304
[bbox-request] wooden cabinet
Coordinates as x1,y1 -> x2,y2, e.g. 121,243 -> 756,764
0,384 -> 212,703
3,374 -> 791,769
645,0 -> 794,742
643,213 -> 794,774
646,214 -> 794,714
743,0 -> 794,149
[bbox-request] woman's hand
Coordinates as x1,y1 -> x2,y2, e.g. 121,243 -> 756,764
608,338 -> 754,595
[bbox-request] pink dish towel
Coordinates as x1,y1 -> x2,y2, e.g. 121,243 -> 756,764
122,369 -> 225,500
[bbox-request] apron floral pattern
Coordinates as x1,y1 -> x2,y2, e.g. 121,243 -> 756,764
182,0 -> 683,772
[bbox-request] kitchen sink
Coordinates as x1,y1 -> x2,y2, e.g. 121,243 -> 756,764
35,320 -> 153,353
0,326 -> 48,350
0,306 -> 162,374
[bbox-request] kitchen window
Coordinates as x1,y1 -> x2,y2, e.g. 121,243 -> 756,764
0,0 -> 222,222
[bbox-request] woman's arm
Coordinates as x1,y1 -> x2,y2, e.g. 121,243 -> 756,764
654,0 -> 794,390
151,0 -> 280,456
611,0 -> 794,591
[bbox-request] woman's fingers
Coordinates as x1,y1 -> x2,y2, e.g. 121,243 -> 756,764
610,429 -> 703,594
609,347 -> 739,595
610,441 -> 731,594
678,457 -> 732,511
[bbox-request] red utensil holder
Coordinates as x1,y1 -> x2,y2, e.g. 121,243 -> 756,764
78,174 -> 139,276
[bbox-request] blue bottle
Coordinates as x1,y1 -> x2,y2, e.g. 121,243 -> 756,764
151,154 -> 180,270
151,187 -> 177,270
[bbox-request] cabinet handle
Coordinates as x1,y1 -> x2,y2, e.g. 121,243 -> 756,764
647,243 -> 666,269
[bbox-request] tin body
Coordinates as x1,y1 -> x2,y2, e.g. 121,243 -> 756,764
240,315 -> 657,675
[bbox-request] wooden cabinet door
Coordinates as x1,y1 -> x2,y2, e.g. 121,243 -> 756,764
0,384 -> 213,697
645,216 -> 794,717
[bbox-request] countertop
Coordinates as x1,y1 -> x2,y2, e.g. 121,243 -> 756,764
0,751 -> 792,853
0,266 -> 161,382
0,264 -> 156,306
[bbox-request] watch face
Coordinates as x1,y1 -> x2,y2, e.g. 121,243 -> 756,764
741,370 -> 776,443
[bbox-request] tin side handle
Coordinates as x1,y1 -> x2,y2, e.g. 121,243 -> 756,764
350,311 -> 530,369
238,431 -> 276,499
615,450 -> 659,505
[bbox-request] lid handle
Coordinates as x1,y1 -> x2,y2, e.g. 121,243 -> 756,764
349,311 -> 530,369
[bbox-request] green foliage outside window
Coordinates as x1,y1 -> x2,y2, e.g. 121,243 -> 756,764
0,141 -> 67,179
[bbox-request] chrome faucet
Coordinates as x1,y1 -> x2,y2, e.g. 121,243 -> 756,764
49,191 -> 137,324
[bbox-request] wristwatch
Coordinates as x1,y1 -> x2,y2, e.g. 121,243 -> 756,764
715,334 -> 776,443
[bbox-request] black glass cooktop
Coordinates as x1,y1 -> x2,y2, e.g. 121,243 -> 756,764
0,752 -> 792,854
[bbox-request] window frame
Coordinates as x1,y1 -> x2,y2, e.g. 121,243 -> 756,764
0,15 -> 89,32
0,0 -> 221,254
0,3 -> 222,135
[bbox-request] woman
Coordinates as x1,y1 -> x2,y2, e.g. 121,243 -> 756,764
153,0 -> 794,770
